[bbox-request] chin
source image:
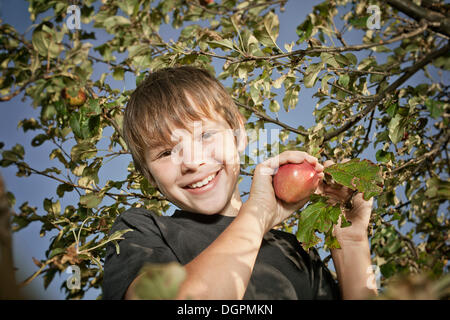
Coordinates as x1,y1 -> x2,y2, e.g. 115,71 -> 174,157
192,202 -> 226,215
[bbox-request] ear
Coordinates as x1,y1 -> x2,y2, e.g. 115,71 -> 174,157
235,113 -> 247,154
146,172 -> 157,188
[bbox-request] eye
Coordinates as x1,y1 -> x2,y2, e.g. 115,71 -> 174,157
158,149 -> 172,158
201,131 -> 215,140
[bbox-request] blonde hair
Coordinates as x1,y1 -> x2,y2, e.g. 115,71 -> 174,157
123,66 -> 244,183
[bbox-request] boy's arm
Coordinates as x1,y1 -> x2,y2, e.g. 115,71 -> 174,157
125,151 -> 323,300
175,201 -> 268,299
124,200 -> 270,300
331,237 -> 377,300
318,160 -> 378,300
328,193 -> 378,299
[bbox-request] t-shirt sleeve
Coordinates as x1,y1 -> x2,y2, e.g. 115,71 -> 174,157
309,247 -> 342,300
102,208 -> 178,300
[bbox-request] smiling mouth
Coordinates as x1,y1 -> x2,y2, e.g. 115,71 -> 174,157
183,170 -> 220,189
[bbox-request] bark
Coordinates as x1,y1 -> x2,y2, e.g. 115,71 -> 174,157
0,173 -> 21,299
386,0 -> 450,37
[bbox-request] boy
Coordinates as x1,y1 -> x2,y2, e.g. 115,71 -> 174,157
102,66 -> 377,300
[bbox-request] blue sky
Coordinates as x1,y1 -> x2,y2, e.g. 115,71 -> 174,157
0,0 -> 446,299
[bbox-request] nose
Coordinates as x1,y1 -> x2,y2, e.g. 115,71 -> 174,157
178,139 -> 206,173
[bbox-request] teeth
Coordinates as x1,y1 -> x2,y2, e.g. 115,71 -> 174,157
188,172 -> 217,189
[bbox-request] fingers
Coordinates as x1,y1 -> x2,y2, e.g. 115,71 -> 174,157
352,192 -> 374,208
262,151 -> 324,174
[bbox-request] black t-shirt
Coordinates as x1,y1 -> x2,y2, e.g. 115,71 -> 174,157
102,207 -> 341,300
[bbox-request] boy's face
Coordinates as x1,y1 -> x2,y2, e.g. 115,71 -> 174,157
144,113 -> 246,216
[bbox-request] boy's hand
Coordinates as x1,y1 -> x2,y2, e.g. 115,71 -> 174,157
317,159 -> 373,243
245,151 -> 324,232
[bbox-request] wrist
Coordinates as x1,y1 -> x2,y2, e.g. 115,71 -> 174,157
240,199 -> 273,234
331,237 -> 371,258
330,238 -> 376,299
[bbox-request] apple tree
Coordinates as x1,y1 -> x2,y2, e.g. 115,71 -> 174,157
0,0 -> 448,299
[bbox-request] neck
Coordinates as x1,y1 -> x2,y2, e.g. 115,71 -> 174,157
219,184 -> 243,217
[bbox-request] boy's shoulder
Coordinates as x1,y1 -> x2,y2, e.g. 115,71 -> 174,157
109,207 -> 168,235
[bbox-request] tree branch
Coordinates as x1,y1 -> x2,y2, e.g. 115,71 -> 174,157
234,101 -> 308,137
322,41 -> 450,143
389,132 -> 449,175
385,0 -> 450,37
13,162 -> 166,202
379,216 -> 419,262
0,174 -> 21,298
234,21 -> 429,63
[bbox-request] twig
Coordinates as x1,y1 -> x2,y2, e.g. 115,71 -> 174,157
385,0 -> 450,37
13,162 -> 166,202
0,78 -> 35,102
232,21 -> 429,64
19,258 -> 54,288
322,42 -> 450,143
379,216 -> 419,262
354,109 -> 376,158
234,101 -> 308,137
389,132 -> 449,175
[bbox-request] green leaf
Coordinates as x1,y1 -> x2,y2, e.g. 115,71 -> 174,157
80,193 -> 104,208
388,114 -> 407,144
304,63 -> 323,88
32,30 -> 50,57
344,53 -> 358,65
57,183 -> 74,197
338,74 -> 350,88
254,12 -> 280,49
31,27 -> 62,58
425,98 -> 445,119
349,16 -> 369,29
43,198 -> 60,215
282,85 -> 300,111
117,0 -> 139,16
104,228 -> 133,255
250,83 -> 261,105
103,15 -> 131,31
376,150 -> 394,163
386,102 -> 398,117
321,74 -> 334,93
207,39 -> 235,51
133,262 -> 186,300
269,100 -> 280,113
48,247 -> 66,259
296,198 -> 341,250
296,18 -> 313,43
320,52 -> 340,68
425,177 -> 450,200
71,142 -> 97,162
324,159 -> 384,200
113,67 -> 125,81
357,57 -> 376,71
31,134 -> 49,147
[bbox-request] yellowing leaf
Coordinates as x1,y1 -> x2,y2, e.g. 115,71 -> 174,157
324,159 -> 384,200
304,63 -> 323,88
296,197 -> 341,250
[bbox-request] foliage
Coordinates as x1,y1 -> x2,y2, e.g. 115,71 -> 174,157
132,262 -> 187,300
0,0 -> 449,299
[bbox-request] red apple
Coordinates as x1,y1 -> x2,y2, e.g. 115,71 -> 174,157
273,162 -> 321,204
200,0 -> 214,5
61,88 -> 87,108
